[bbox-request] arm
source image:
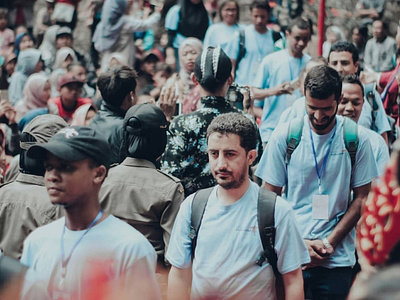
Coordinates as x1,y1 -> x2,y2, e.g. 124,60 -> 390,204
264,182 -> 282,196
252,83 -> 292,100
325,183 -> 370,249
282,267 -> 304,300
125,11 -> 161,32
167,266 -> 192,300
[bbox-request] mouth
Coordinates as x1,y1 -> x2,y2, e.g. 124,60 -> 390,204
47,186 -> 64,195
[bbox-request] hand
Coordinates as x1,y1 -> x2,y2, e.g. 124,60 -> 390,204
241,86 -> 253,111
360,70 -> 378,85
274,82 -> 292,95
154,2 -> 163,13
158,83 -> 178,122
303,239 -> 333,269
0,100 -> 16,124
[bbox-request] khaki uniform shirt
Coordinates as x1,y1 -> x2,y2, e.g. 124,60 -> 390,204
0,173 -> 63,259
100,157 -> 184,264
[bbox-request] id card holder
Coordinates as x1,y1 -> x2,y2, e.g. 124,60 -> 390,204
312,194 -> 329,220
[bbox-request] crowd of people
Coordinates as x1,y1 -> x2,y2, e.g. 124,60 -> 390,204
0,0 -> 400,299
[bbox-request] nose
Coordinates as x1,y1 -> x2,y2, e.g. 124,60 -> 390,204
345,102 -> 354,112
45,168 -> 60,183
314,109 -> 323,120
216,155 -> 228,169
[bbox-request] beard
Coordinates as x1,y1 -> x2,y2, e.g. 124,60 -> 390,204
309,113 -> 336,132
213,167 -> 247,190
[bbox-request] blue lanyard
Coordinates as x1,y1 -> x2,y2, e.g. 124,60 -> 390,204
309,122 -> 336,194
60,210 -> 103,272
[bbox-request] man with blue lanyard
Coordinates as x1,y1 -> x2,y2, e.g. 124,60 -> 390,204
251,16 -> 312,143
21,126 -> 160,299
255,65 -> 378,299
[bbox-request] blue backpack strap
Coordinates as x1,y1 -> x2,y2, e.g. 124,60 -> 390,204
189,187 -> 213,258
343,117 -> 358,170
286,117 -> 304,164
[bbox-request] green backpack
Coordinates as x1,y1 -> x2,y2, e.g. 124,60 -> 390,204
286,117 -> 359,169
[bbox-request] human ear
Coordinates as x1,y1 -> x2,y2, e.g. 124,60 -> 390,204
93,165 -> 107,184
247,149 -> 258,166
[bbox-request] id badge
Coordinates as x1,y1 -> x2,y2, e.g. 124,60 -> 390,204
312,194 -> 329,220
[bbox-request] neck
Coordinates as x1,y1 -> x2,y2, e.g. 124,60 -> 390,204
255,26 -> 267,34
200,89 -> 226,98
64,202 -> 104,231
217,179 -> 251,205
61,99 -> 77,112
287,47 -> 303,59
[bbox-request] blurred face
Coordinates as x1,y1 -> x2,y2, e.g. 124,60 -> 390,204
208,132 -> 256,190
328,51 -> 358,76
56,34 -> 73,49
34,59 -> 44,73
181,45 -> 197,73
337,82 -> 364,123
142,60 -> 157,76
69,65 -> 87,83
286,25 -> 311,58
0,16 -> 7,30
153,70 -> 169,87
221,1 -> 237,26
251,7 -> 269,33
19,35 -> 34,51
372,20 -> 385,42
59,83 -> 82,107
352,28 -> 362,45
305,91 -> 339,134
61,55 -> 73,69
5,59 -> 16,75
42,81 -> 51,103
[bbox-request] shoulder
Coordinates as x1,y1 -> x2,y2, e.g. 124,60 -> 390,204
156,169 -> 183,184
25,218 -> 64,242
167,5 -> 181,16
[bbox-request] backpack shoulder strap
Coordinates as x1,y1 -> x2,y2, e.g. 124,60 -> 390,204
236,27 -> 246,65
343,117 -> 358,170
189,187 -> 214,257
364,83 -> 379,111
256,188 -> 279,275
286,117 -> 304,164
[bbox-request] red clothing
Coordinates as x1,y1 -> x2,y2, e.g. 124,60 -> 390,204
48,97 -> 92,123
380,63 -> 400,121
57,0 -> 81,8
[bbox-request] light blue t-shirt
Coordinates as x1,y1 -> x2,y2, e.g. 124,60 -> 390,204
165,5 -> 212,49
166,181 -> 310,300
203,22 -> 242,51
225,25 -> 275,86
256,115 -> 378,268
253,49 -> 311,142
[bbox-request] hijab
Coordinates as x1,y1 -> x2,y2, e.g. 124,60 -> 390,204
53,47 -> 77,70
15,74 -> 49,122
93,0 -> 128,52
39,25 -> 60,69
14,32 -> 34,56
71,104 -> 97,126
177,0 -> 209,41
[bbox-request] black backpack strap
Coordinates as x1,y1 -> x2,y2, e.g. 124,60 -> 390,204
236,27 -> 246,66
256,188 -> 279,276
189,187 -> 213,258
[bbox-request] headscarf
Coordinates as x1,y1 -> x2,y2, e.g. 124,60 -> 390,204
39,25 -> 60,69
108,52 -> 129,67
178,37 -> 203,88
14,74 -> 50,122
71,104 -> 97,126
14,32 -> 34,56
93,0 -> 128,52
53,47 -> 77,70
8,49 -> 42,105
177,0 -> 209,41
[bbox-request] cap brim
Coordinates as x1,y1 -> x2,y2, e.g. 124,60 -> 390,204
27,141 -> 88,161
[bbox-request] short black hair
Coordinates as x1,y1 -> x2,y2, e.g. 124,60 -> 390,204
207,113 -> 257,152
342,74 -> 364,98
219,0 -> 240,22
287,17 -> 312,35
249,0 -> 271,13
304,65 -> 342,102
329,41 -> 359,64
97,65 -> 137,107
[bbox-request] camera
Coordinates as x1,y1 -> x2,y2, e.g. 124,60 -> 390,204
226,83 -> 249,110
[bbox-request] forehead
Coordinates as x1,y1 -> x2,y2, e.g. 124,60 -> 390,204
222,1 -> 236,9
288,25 -> 310,37
342,82 -> 363,97
305,92 -> 336,107
208,132 -> 241,148
250,7 -> 269,16
329,51 -> 354,63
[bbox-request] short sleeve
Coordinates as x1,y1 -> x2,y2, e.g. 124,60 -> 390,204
165,5 -> 181,31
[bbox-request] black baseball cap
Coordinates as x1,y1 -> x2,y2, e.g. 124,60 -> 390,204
27,126 -> 111,169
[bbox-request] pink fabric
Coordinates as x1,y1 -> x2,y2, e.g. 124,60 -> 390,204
0,28 -> 15,56
14,73 -> 49,121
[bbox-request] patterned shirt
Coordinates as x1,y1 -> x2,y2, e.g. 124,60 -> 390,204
160,96 -> 239,196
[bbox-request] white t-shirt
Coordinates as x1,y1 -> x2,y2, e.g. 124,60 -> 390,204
166,181 -> 310,300
256,115 -> 378,268
21,215 -> 160,299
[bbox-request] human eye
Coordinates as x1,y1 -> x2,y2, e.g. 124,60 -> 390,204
44,163 -> 53,171
209,150 -> 218,158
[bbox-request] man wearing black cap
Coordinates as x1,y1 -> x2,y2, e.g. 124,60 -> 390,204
91,65 -> 138,164
22,126 -> 160,299
48,72 -> 92,123
160,46 -> 257,197
0,115 -> 67,260
100,103 -> 183,265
